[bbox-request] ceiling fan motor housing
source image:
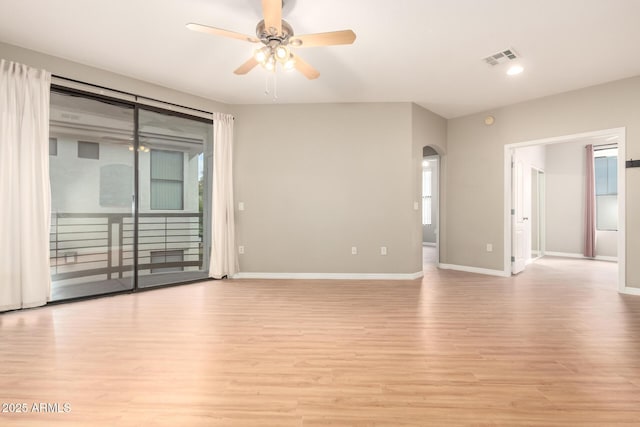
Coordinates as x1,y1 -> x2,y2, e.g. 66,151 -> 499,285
256,19 -> 294,45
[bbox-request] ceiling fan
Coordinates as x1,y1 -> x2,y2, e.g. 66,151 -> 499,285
186,0 -> 356,80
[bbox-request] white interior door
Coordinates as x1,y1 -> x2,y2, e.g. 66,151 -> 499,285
511,157 -> 530,274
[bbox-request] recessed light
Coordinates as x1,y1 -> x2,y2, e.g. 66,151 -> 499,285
507,65 -> 524,76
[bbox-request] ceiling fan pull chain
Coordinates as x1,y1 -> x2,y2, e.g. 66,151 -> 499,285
264,72 -> 270,96
273,72 -> 278,100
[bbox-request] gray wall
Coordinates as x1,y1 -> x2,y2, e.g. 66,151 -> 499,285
0,41 -> 228,114
545,140 -> 617,258
412,104 -> 447,256
545,141 -> 585,254
3,41 -> 635,283
1,42 -> 449,277
232,102 -> 446,274
446,76 -> 639,286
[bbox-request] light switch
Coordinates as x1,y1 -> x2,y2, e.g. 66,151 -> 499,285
238,202 -> 245,211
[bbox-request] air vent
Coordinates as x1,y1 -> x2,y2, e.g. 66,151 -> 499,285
483,48 -> 519,66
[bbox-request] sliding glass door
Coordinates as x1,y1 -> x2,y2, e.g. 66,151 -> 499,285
136,109 -> 212,288
49,91 -> 135,300
49,89 -> 212,301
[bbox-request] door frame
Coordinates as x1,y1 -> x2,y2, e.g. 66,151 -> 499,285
503,127 -> 626,292
510,156 -> 545,273
510,155 -> 528,274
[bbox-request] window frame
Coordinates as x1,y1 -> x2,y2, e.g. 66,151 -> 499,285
150,148 -> 185,210
594,147 -> 618,232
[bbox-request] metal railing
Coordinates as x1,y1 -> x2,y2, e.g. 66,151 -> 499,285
50,212 -> 203,283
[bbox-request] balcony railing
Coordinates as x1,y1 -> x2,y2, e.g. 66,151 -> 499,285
50,212 -> 204,285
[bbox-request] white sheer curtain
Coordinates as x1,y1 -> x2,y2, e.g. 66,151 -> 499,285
0,60 -> 52,311
209,112 -> 238,279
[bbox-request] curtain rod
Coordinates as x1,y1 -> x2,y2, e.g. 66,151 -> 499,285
594,142 -> 618,149
52,74 -> 214,116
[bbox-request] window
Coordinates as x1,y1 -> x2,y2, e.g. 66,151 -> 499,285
150,149 -> 184,210
77,141 -> 99,159
594,147 -> 617,231
49,138 -> 57,156
422,167 -> 432,225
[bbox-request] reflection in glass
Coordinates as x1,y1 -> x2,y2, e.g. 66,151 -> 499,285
49,91 -> 135,300
136,109 -> 212,288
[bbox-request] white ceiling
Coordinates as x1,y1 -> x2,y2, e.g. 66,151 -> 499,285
1,0 -> 640,118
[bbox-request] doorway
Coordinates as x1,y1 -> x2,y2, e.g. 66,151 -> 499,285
422,146 -> 440,268
510,146 -> 545,274
504,127 -> 626,292
530,168 -> 544,262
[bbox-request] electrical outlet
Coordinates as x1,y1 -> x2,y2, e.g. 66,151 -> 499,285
486,243 -> 493,252
380,246 -> 387,255
238,245 -> 245,254
351,246 -> 358,255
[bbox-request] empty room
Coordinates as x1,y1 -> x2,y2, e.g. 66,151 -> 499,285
2,0 -> 640,425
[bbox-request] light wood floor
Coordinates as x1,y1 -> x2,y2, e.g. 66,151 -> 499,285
1,254 -> 639,426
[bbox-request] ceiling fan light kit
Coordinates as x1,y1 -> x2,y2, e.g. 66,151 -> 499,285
252,23 -> 296,73
186,0 -> 356,80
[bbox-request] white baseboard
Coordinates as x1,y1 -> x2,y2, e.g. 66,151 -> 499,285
438,263 -> 510,277
621,286 -> 640,296
422,242 -> 436,247
545,251 -> 617,262
231,271 -> 424,280
544,251 -> 584,258
0,303 -> 20,312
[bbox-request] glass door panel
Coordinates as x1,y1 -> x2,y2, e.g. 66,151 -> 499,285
136,109 -> 212,288
49,91 -> 135,300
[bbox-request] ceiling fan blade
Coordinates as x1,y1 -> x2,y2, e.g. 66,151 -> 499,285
289,30 -> 356,48
261,0 -> 282,35
186,23 -> 260,43
234,57 -> 260,75
293,54 -> 319,80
